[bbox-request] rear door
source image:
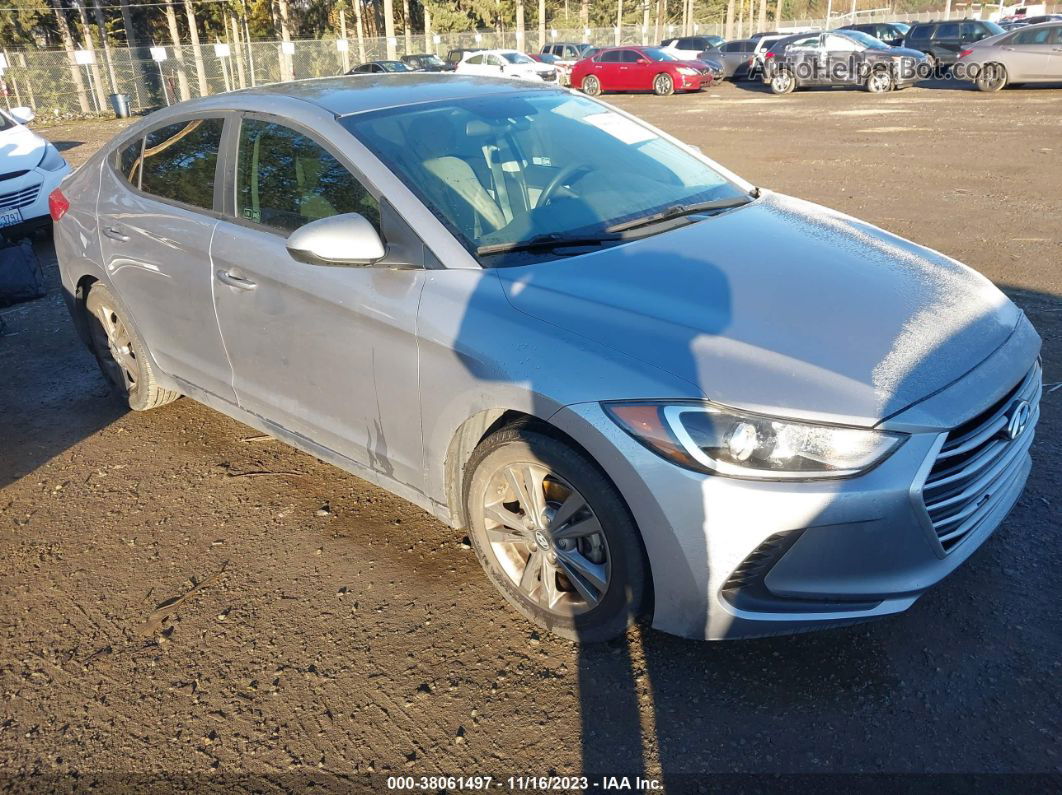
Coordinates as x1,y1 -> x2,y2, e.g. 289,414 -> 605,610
1001,25 -> 1056,79
593,50 -> 624,89
932,22 -> 962,61
96,116 -> 235,401
209,114 -> 426,486
1046,26 -> 1062,78
618,49 -> 648,90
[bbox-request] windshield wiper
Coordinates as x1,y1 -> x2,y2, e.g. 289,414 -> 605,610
476,232 -> 622,256
605,196 -> 752,233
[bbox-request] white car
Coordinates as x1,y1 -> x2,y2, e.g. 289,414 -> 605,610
660,35 -> 725,60
455,49 -> 558,82
0,107 -> 70,238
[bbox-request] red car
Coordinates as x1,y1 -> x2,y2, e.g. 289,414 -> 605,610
571,46 -> 709,96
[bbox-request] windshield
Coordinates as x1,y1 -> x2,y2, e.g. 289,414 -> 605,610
342,92 -> 747,266
837,30 -> 890,49
890,22 -> 910,34
641,47 -> 679,61
502,52 -> 534,64
982,20 -> 1005,35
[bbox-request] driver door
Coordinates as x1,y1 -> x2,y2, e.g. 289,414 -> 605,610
210,115 -> 426,487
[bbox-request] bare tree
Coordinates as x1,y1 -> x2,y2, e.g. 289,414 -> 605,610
538,0 -> 546,49
50,0 -> 91,112
758,0 -> 767,35
641,0 -> 649,44
383,0 -> 395,59
402,0 -> 411,53
73,0 -> 108,108
91,0 -> 119,93
354,0 -> 366,63
275,0 -> 294,81
338,5 -> 350,72
183,0 -> 208,95
579,0 -> 588,30
516,0 -> 525,51
615,0 -> 622,44
118,0 -> 137,48
164,0 -> 191,101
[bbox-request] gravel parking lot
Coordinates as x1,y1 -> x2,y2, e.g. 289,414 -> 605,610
1,79 -> 1059,788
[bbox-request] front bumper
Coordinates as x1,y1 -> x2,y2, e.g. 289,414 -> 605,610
550,352 -> 1041,640
0,163 -> 69,240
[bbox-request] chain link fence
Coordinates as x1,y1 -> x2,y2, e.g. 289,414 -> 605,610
1,4 -> 1057,119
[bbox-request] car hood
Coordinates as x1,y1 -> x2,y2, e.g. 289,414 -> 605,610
496,192 -> 1019,426
0,123 -> 46,172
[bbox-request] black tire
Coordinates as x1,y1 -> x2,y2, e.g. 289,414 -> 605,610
463,427 -> 649,642
769,70 -> 796,94
976,63 -> 1008,92
581,74 -> 602,96
85,284 -> 179,411
865,66 -> 894,93
652,72 -> 675,96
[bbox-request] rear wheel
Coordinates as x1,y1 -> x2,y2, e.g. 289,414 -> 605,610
653,73 -> 675,96
976,62 -> 1008,92
464,427 -> 648,642
770,70 -> 796,94
580,74 -> 602,96
85,284 -> 179,411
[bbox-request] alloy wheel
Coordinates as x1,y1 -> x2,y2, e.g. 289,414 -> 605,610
91,302 -> 138,392
653,74 -> 674,95
481,462 -> 611,615
582,75 -> 601,96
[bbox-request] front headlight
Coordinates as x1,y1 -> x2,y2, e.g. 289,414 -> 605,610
677,66 -> 700,76
604,401 -> 905,480
37,144 -> 67,172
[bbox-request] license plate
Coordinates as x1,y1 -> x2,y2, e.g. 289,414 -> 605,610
0,208 -> 23,228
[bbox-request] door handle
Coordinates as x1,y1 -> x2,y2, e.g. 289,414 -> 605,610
216,269 -> 257,291
103,225 -> 129,242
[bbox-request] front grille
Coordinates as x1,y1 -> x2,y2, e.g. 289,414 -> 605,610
0,184 -> 40,212
921,363 -> 1041,552
0,169 -> 29,182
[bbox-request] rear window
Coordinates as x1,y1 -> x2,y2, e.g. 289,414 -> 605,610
139,117 -> 223,210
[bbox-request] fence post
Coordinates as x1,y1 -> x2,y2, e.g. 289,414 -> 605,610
230,15 -> 247,88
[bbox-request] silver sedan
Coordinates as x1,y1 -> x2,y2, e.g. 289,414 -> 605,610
958,22 -> 1062,91
51,75 -> 1041,641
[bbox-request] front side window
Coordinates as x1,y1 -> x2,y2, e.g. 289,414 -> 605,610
641,47 -> 678,61
139,117 -> 223,210
343,92 -> 747,266
235,119 -> 380,235
619,50 -> 643,63
467,54 -> 484,65
909,26 -> 931,41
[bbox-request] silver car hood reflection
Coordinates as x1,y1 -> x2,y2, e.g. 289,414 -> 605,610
497,192 -> 1019,426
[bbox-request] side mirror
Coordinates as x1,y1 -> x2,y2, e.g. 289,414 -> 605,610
10,106 -> 34,124
286,213 -> 385,267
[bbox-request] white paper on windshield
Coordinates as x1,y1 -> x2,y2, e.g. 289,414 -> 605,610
581,112 -> 657,145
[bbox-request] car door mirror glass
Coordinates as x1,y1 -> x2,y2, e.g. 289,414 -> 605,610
286,213 -> 386,267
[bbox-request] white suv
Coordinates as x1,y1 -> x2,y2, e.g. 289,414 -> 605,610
455,49 -> 558,82
0,107 -> 70,238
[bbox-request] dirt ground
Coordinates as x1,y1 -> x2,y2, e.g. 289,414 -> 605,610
1,78 -> 1060,790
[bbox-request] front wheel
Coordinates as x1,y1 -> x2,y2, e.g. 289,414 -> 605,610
580,74 -> 602,96
976,63 -> 1008,92
865,67 -> 893,93
653,73 -> 675,96
770,70 -> 796,94
464,427 -> 649,642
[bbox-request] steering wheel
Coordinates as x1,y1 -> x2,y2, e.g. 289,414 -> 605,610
539,163 -> 593,206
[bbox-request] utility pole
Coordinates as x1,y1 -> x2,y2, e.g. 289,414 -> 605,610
688,0 -> 695,33
616,0 -> 623,44
642,0 -> 650,43
118,0 -> 137,48
758,0 -> 766,34
424,3 -> 432,54
183,0 -> 208,95
50,0 -> 91,112
243,13 -> 256,86
538,0 -> 546,49
725,0 -> 734,39
383,0 -> 396,59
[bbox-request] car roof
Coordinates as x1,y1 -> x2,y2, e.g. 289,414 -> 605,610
170,75 -> 562,118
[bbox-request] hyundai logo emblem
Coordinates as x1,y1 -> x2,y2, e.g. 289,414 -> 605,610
1003,399 -> 1031,442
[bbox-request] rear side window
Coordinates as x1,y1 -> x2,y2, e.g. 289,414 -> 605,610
936,23 -> 960,39
235,119 -> 380,235
619,50 -> 643,63
721,41 -> 749,52
116,137 -> 143,186
599,50 -> 622,62
139,118 -> 223,210
908,25 -> 931,41
1013,26 -> 1053,44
